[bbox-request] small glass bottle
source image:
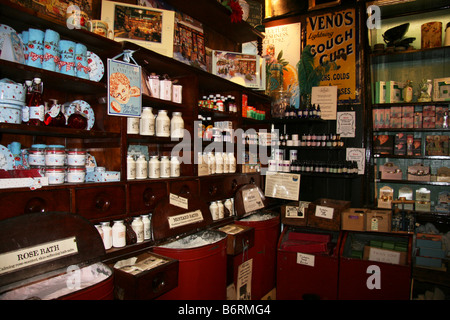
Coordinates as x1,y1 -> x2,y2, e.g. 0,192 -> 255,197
170,111 -> 184,139
112,220 -> 126,248
27,78 -> 45,126
228,153 -> 236,173
44,99 -> 66,127
215,152 -> 223,174
127,155 -> 136,180
139,107 -> 155,136
156,110 -> 170,137
131,217 -> 144,243
67,103 -> 88,130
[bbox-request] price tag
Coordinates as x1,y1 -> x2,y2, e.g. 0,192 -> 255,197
315,205 -> 334,219
296,252 -> 315,267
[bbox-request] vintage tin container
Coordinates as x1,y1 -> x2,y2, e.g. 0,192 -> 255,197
0,212 -> 114,300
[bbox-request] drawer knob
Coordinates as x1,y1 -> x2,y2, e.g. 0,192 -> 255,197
24,197 -> 47,214
95,194 -> 111,212
143,188 -> 156,207
152,272 -> 166,293
231,179 -> 238,191
209,185 -> 217,196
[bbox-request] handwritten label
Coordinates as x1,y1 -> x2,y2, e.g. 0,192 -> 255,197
168,210 -> 203,229
0,237 -> 78,275
315,205 -> 334,220
368,247 -> 401,265
297,252 -> 315,267
169,193 -> 188,209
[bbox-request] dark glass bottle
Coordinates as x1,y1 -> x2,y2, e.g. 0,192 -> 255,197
44,99 -> 66,127
67,103 -> 88,129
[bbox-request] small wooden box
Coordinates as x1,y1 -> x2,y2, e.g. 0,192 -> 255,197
218,223 -> 255,255
380,162 -> 402,180
281,201 -> 310,227
306,199 -> 351,231
110,251 -> 178,300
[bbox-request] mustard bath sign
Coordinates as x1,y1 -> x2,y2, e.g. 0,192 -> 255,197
306,8 -> 359,104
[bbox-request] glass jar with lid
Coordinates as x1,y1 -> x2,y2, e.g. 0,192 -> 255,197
170,112 -> 184,139
45,145 -> 66,166
156,110 -> 170,137
67,166 -> 86,183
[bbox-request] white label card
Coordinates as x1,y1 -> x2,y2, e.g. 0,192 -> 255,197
0,237 -> 78,275
368,247 -> 401,265
168,210 -> 203,229
242,188 -> 264,213
169,193 -> 188,209
315,205 -> 334,220
297,252 -> 315,267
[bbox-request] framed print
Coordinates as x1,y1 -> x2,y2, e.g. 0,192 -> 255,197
101,1 -> 175,57
212,50 -> 261,89
107,59 -> 142,117
308,0 -> 341,11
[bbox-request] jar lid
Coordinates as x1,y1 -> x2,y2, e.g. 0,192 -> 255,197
45,166 -> 66,171
31,144 -> 47,148
68,166 -> 86,171
66,148 -> 86,153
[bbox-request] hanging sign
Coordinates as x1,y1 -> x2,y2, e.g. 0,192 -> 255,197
168,210 -> 203,229
107,50 -> 142,117
306,8 -> 359,104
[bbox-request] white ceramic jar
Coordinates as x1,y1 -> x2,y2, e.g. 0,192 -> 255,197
131,216 -> 144,243
160,155 -> 170,178
170,111 -> 184,138
217,200 -> 224,219
141,214 -> 151,240
127,117 -> 139,134
139,107 -> 155,136
170,156 -> 180,177
209,201 -> 218,220
155,110 -> 170,137
135,155 -> 148,179
228,153 -> 236,173
127,155 -> 136,180
101,221 -> 112,250
112,220 -> 126,248
215,152 -> 223,174
148,156 -> 160,178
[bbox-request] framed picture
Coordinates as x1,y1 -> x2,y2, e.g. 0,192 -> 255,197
433,78 -> 450,101
101,1 -> 175,57
107,59 -> 142,117
212,50 -> 261,89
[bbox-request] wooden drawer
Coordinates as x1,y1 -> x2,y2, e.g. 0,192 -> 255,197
128,181 -> 168,214
168,179 -> 198,197
109,251 -> 178,300
74,185 -> 126,220
199,176 -> 240,201
0,189 -> 71,219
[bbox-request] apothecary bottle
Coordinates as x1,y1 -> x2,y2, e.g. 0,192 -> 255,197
101,221 -> 112,250
155,110 -> 170,137
170,155 -> 180,177
131,217 -> 144,243
170,112 -> 184,139
209,201 -> 218,220
160,155 -> 170,178
135,155 -> 148,179
127,155 -> 136,180
141,214 -> 151,240
217,200 -> 224,219
149,156 -> 160,178
44,99 -> 66,127
140,107 -> 155,136
127,117 -> 140,134
112,220 -> 126,248
228,153 -> 236,173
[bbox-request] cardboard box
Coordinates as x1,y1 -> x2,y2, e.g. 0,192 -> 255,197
374,135 -> 394,154
366,209 -> 391,232
415,256 -> 443,268
380,162 -> 402,180
341,208 -> 368,231
386,81 -> 402,103
407,163 -> 431,181
374,81 -> 386,104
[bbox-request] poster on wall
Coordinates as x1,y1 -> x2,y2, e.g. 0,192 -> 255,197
107,59 -> 142,117
305,8 -> 359,104
101,1 -> 175,58
263,23 -> 301,108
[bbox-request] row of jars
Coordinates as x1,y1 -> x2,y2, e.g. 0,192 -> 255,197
96,214 -> 152,250
146,73 -> 182,103
198,94 -> 238,113
28,145 -> 87,184
275,133 -> 344,147
209,198 -> 235,221
199,152 -> 237,175
127,154 -> 180,180
127,107 -> 184,139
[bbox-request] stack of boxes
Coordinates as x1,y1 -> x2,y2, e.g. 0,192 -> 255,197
415,234 -> 446,269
